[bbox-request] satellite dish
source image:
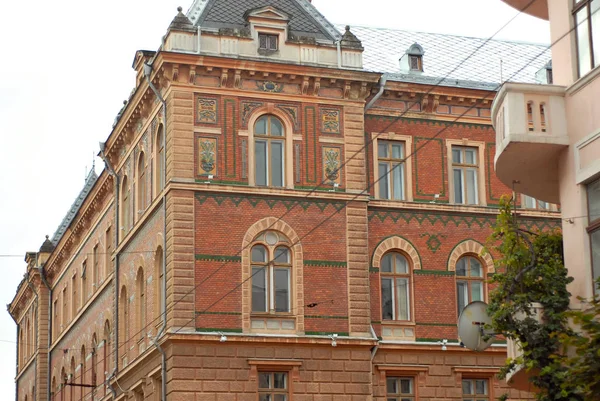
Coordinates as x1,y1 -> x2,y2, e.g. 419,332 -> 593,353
458,301 -> 495,352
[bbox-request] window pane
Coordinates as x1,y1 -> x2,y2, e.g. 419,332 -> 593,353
593,0 -> 600,67
259,34 -> 267,50
381,254 -> 393,273
392,143 -> 404,159
466,169 -> 478,205
471,281 -> 483,302
392,163 -> 405,200
470,258 -> 482,277
454,169 -> 464,204
386,377 -> 398,394
463,379 -> 473,395
252,267 -> 267,312
259,395 -> 271,401
456,258 -> 467,276
591,229 -> 600,294
252,246 -> 267,263
381,278 -> 394,320
255,141 -> 268,186
271,141 -> 284,187
274,247 -> 290,264
259,373 -> 271,389
523,195 -> 536,209
457,281 -> 468,316
400,378 -> 412,394
465,149 -> 477,165
395,253 -> 408,274
256,116 -> 267,135
274,268 -> 290,312
274,373 -> 287,389
475,379 -> 488,394
577,8 -> 592,76
396,278 -> 410,321
274,395 -> 287,401
378,142 -> 389,158
271,118 -> 283,136
588,178 -> 600,222
452,148 -> 462,163
379,163 -> 390,199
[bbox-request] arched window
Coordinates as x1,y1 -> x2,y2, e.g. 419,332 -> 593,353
121,175 -> 131,235
155,246 -> 164,322
70,357 -> 76,399
51,376 -> 56,401
137,152 -> 146,216
103,320 -> 111,384
254,115 -> 285,187
380,252 -> 412,321
91,334 -> 98,387
26,318 -> 31,361
456,255 -> 484,316
155,125 -> 165,196
80,345 -> 86,386
19,327 -> 23,367
119,286 -> 129,362
136,267 -> 146,341
251,231 -> 291,313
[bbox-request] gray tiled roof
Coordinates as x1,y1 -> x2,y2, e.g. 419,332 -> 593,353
341,25 -> 551,86
188,0 -> 340,41
51,169 -> 99,245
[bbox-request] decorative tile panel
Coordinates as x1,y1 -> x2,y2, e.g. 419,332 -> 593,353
320,108 -> 341,134
195,96 -> 218,125
196,136 -> 217,176
276,104 -> 301,132
322,146 -> 342,186
240,100 -> 264,128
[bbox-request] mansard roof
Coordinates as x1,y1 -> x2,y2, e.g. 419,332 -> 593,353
51,168 -> 98,245
345,25 -> 551,88
186,0 -> 341,41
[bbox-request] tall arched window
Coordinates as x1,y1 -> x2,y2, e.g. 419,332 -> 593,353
254,115 -> 285,187
119,286 -> 129,363
137,152 -> 146,216
19,327 -> 23,367
91,334 -> 97,387
103,320 -> 111,385
121,175 -> 130,236
155,125 -> 165,195
456,255 -> 484,316
136,267 -> 146,341
70,357 -> 76,399
80,345 -> 86,387
155,246 -> 164,322
251,231 -> 291,313
381,252 -> 412,321
26,318 -> 31,361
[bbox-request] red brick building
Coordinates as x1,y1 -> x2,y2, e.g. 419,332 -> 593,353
8,1 -> 559,400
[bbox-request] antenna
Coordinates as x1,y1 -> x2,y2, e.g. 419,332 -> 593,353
457,301 -> 496,352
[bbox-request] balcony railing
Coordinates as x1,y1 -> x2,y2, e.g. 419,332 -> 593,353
492,83 -> 568,204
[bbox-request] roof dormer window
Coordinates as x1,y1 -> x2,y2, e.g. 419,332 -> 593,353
259,33 -> 278,51
400,43 -> 424,74
409,55 -> 422,72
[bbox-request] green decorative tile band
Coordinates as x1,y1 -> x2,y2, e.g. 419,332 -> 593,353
304,260 -> 347,268
305,331 -> 350,337
414,270 -> 455,276
305,315 -> 349,320
416,322 -> 458,327
195,254 -> 242,262
196,192 -> 346,212
366,115 -> 493,130
369,267 -> 380,273
371,320 -> 382,324
295,185 -> 347,193
196,328 -> 243,333
196,311 -> 242,316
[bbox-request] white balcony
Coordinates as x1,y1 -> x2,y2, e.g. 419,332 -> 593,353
505,303 -> 544,391
492,83 -> 568,204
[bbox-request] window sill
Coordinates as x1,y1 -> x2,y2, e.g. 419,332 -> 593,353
567,64 -> 600,96
251,315 -> 296,332
381,324 -> 415,341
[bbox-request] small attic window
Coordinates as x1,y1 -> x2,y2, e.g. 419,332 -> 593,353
409,55 -> 422,72
259,33 -> 278,51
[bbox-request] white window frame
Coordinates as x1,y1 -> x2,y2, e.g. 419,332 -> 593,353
372,133 -> 413,202
447,140 -> 486,206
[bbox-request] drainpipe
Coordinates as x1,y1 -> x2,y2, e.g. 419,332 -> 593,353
24,272 -> 39,401
144,61 -> 168,401
106,369 -> 117,398
336,40 -> 342,68
99,144 -> 120,385
38,264 -> 52,401
369,325 -> 379,361
365,74 -> 388,111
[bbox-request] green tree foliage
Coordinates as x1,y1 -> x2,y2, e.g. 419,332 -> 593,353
487,196 -> 581,400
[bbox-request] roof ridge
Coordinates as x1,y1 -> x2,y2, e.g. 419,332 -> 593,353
334,23 -> 549,47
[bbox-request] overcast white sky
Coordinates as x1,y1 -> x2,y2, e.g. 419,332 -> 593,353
0,0 -> 549,396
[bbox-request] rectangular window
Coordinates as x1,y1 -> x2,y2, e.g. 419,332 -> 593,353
252,267 -> 268,313
462,378 -> 489,401
62,288 -> 68,327
72,274 -> 78,315
105,226 -> 112,278
258,372 -> 288,401
588,177 -> 600,294
274,268 -> 290,313
81,261 -> 87,306
456,257 -> 485,316
255,141 -> 268,187
522,195 -> 550,210
53,300 -> 59,337
574,0 -> 600,77
452,146 -> 479,205
93,245 -> 99,286
378,141 -> 406,200
409,55 -> 423,71
381,253 -> 411,321
386,377 -> 415,401
258,34 -> 279,51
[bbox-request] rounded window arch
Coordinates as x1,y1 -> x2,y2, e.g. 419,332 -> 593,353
253,115 -> 285,188
455,255 -> 485,317
380,251 -> 412,321
251,231 -> 292,313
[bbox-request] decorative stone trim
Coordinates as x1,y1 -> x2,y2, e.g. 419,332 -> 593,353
241,218 -> 304,334
447,239 -> 494,273
376,364 -> 428,385
247,359 -> 302,382
372,236 -> 421,270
